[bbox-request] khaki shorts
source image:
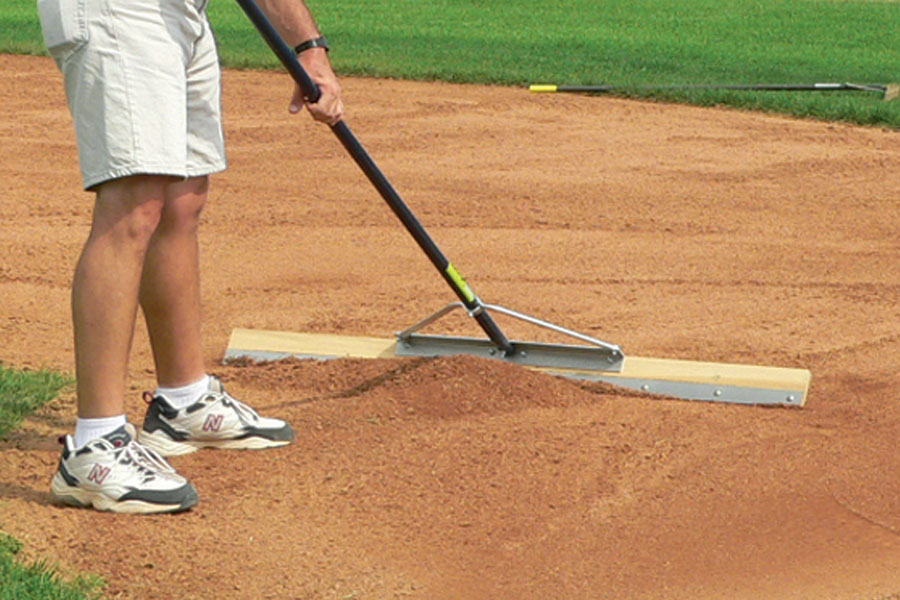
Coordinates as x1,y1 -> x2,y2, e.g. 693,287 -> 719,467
38,0 -> 227,190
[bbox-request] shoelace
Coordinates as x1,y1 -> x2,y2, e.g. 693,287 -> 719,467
130,440 -> 178,474
115,440 -> 178,483
217,391 -> 261,425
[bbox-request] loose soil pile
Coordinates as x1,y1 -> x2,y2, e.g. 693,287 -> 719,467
2,54 -> 900,599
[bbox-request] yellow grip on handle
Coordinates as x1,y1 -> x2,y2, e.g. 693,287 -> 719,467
445,263 -> 475,303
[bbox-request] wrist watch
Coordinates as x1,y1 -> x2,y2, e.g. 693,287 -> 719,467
294,36 -> 329,54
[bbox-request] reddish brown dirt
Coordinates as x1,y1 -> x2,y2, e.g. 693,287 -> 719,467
2,53 -> 900,599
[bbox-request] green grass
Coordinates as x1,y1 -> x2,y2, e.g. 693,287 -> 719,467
0,0 -> 44,56
0,364 -> 71,440
3,0 -> 898,126
0,532 -> 105,600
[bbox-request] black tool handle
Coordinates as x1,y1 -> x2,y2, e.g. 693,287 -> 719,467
235,0 -> 514,355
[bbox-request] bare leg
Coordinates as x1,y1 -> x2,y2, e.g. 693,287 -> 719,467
72,176 -> 169,418
139,176 -> 210,388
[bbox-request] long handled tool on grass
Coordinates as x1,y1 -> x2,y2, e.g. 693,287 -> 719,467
530,82 -> 900,101
227,0 -> 812,407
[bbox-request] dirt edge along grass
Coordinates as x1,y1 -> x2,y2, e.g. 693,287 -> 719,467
0,364 -> 72,440
0,368 -> 102,598
2,0 -> 898,128
0,531 -> 106,600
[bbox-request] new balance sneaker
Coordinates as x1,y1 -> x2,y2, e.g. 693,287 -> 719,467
50,424 -> 198,514
138,376 -> 295,457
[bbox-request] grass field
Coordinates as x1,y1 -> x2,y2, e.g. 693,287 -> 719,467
3,0 -> 899,127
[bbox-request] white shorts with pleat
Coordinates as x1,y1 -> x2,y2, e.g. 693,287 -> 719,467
38,0 -> 227,190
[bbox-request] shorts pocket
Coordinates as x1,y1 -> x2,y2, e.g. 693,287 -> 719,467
37,0 -> 89,59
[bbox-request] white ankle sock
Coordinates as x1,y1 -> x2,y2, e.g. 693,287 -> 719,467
73,414 -> 128,449
155,375 -> 210,409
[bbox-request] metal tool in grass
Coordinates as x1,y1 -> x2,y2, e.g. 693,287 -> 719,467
530,82 -> 899,101
228,0 -> 812,407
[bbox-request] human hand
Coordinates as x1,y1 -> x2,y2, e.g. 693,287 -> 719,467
289,49 -> 344,126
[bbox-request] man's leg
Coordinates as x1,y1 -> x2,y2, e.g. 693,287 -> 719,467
135,175 -> 295,457
72,175 -> 168,419
57,174 -> 199,514
139,176 -> 209,388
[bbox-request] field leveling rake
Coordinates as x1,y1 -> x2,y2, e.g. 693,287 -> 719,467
225,0 -> 812,407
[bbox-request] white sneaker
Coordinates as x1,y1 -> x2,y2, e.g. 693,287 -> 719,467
50,424 -> 198,514
138,376 -> 295,457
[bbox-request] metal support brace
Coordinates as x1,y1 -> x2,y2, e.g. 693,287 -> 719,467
395,303 -> 625,372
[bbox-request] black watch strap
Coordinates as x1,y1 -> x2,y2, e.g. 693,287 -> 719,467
294,35 -> 329,54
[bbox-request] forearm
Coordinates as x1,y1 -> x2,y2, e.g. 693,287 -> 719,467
254,0 -> 322,47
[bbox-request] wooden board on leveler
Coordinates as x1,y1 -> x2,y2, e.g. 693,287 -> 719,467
225,328 -> 811,407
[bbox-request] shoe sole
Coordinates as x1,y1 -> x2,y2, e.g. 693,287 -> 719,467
50,473 -> 198,515
139,429 -> 293,457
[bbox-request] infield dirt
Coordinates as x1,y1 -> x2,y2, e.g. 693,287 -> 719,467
2,53 -> 900,599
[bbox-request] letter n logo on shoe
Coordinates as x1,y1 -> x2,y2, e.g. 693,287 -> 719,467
87,464 -> 111,485
203,414 -> 224,432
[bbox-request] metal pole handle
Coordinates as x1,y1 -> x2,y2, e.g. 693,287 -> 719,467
234,0 -> 515,355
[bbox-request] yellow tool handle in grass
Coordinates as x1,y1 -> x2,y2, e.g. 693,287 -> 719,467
529,82 -> 899,100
